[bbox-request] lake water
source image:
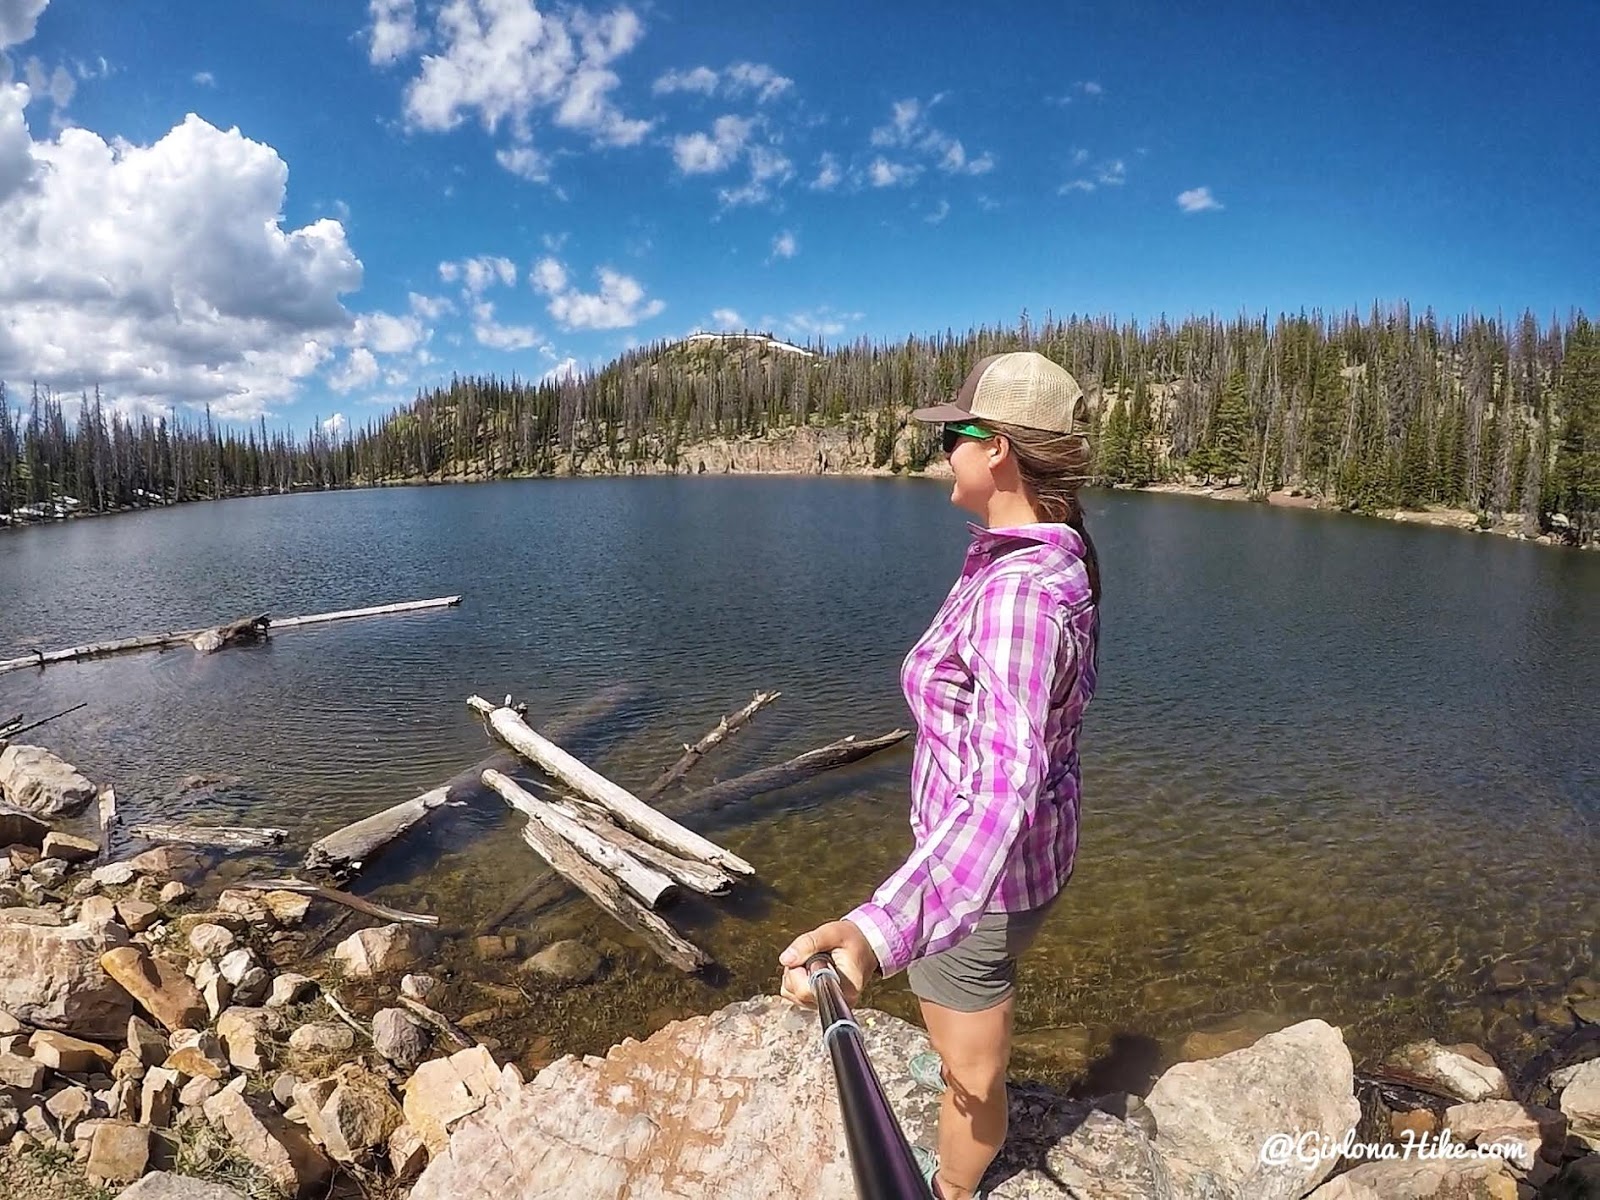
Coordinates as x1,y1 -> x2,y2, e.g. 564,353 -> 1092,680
1,479 -> 1595,1081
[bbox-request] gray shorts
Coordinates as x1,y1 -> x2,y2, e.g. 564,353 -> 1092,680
906,896 -> 1059,1013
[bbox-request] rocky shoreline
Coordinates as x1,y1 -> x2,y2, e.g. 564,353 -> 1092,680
1,739 -> 1597,1199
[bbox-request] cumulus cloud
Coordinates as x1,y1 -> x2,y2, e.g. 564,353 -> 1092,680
0,0 -> 49,49
710,307 -> 742,327
192,71 -> 216,87
653,61 -> 791,103
1059,156 -> 1129,194
409,292 -> 452,320
540,355 -> 580,383
389,0 -> 651,173
652,65 -> 718,96
868,157 -> 919,188
866,95 -> 993,179
352,310 -> 426,354
439,254 -> 517,295
774,305 -> 863,340
368,0 -> 425,66
769,230 -> 796,260
322,412 -> 348,435
531,256 -> 663,330
470,300 -> 540,350
1078,80 -> 1104,96
0,90 -> 361,417
1177,186 -> 1223,213
809,151 -> 841,191
718,143 -> 790,207
328,349 -> 379,394
495,144 -> 550,182
672,114 -> 750,174
925,198 -> 950,225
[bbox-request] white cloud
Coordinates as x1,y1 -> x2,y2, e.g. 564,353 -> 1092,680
925,198 -> 950,225
940,140 -> 993,175
1059,179 -> 1096,194
22,56 -> 73,108
809,152 -> 841,191
653,62 -> 791,103
470,300 -> 541,350
540,355 -> 580,383
870,98 -> 921,148
388,0 -> 651,177
322,412 -> 348,435
1071,147 -> 1089,166
652,65 -> 718,96
532,257 -> 663,330
710,307 -> 742,327
1060,157 -> 1128,195
0,91 -> 360,418
1078,80 -> 1104,96
409,291 -> 452,319
368,0 -> 425,66
353,311 -> 426,354
672,114 -> 750,174
869,157 -> 919,187
1097,159 -> 1126,186
717,143 -> 790,207
0,0 -> 48,49
495,144 -> 550,182
769,230 -> 797,260
1177,186 -> 1223,213
439,254 -> 517,295
779,306 -> 863,339
192,71 -> 216,88
329,349 -> 379,394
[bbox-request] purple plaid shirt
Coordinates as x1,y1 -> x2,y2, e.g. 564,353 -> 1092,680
845,521 -> 1099,977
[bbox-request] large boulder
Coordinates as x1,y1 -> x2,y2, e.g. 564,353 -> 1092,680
0,914 -> 133,1037
1385,1040 -> 1511,1103
100,946 -> 207,1032
114,1173 -> 249,1200
203,1078 -> 334,1197
1145,1018 -> 1361,1200
1305,1156 -> 1520,1198
334,923 -> 436,977
0,744 -> 96,816
409,996 -> 1173,1200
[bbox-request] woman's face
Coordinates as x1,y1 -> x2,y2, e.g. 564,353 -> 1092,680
946,429 -> 997,515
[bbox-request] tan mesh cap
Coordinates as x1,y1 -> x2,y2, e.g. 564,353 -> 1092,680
911,351 -> 1087,434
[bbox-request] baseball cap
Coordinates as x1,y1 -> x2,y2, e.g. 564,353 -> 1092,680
911,351 -> 1087,435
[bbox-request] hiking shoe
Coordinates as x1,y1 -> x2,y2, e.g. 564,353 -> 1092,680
909,1050 -> 946,1093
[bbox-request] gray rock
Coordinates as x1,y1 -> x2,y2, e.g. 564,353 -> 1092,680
372,1007 -> 429,1069
1305,1155 -> 1520,1198
520,939 -> 602,984
265,972 -> 315,1008
28,858 -> 69,888
91,862 -> 137,887
0,745 -> 96,817
272,1073 -> 301,1108
203,1078 -> 333,1196
294,1065 -> 402,1164
41,832 -> 99,864
288,1021 -> 354,1054
127,1016 -> 168,1067
0,917 -> 133,1037
399,973 -> 440,1003
217,948 -> 258,986
113,1171 -> 250,1200
333,923 -> 436,977
1386,1039 -> 1511,1103
187,923 -> 235,958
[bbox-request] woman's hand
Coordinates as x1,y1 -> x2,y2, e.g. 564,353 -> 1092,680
778,919 -> 879,1007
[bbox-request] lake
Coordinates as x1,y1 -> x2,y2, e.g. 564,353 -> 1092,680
1,479 -> 1595,1080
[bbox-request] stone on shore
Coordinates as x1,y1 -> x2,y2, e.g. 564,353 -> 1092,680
402,1045 -> 505,1156
42,831 -> 99,863
30,1028 -> 117,1073
86,1119 -> 151,1184
373,1007 -> 430,1069
0,915 -> 133,1037
186,923 -> 236,958
520,939 -> 602,984
266,972 -> 316,1008
113,1172 -> 250,1200
101,946 -> 206,1032
1443,1098 -> 1567,1170
294,1065 -> 403,1164
333,923 -> 435,977
1386,1039 -> 1511,1103
127,1016 -> 168,1067
216,1007 -> 273,1072
0,744 -> 97,816
203,1078 -> 334,1197
1555,1059 -> 1600,1136
1305,1156 -> 1520,1198
0,805 -> 51,848
289,1021 -> 354,1054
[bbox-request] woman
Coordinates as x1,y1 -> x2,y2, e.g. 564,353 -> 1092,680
779,351 -> 1101,1200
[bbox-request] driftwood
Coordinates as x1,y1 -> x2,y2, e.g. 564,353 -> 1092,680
398,996 -> 473,1050
550,796 -> 733,895
468,696 -> 754,877
305,682 -> 642,876
96,785 -> 117,862
640,691 -> 780,801
321,988 -> 372,1043
482,770 -> 677,909
231,878 -> 441,927
129,823 -> 287,849
0,595 -> 461,675
660,730 -> 911,820
505,783 -> 710,972
2,702 -> 88,739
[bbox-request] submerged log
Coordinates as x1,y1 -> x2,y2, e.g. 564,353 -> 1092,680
4,702 -> 88,739
640,691 -> 780,801
468,696 -> 755,877
231,878 -> 441,926
660,730 -> 911,821
482,770 -> 677,909
549,798 -> 733,895
129,823 -> 287,849
270,596 -> 461,629
511,798 -> 710,973
190,614 -> 269,653
304,682 -> 642,876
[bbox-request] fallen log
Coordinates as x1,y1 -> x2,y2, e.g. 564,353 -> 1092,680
468,695 -> 755,877
271,596 -> 461,629
640,691 -> 780,801
96,785 -> 117,862
190,614 -> 269,653
482,770 -> 677,909
0,595 -> 462,676
129,823 -> 287,849
305,682 -> 642,876
398,996 -> 473,1050
549,797 -> 732,895
230,878 -> 441,927
504,785 -> 710,973
660,730 -> 911,821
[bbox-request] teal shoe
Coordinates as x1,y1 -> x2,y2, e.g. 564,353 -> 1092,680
911,1145 -> 985,1199
909,1050 -> 946,1093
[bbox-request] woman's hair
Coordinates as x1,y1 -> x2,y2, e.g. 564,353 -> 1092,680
984,418 -> 1102,608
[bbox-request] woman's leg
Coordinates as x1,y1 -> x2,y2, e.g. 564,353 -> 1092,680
917,994 -> 1015,1200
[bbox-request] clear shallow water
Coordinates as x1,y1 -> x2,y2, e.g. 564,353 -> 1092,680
1,480 -> 1595,1080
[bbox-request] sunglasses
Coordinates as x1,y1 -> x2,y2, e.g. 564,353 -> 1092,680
941,421 -> 993,454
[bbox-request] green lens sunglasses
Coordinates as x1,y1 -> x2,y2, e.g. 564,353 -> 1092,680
941,421 -> 992,453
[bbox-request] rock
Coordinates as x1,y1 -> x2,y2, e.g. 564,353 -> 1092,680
333,923 -> 435,977
1392,1108 -> 1440,1139
21,1102 -> 55,1141
1444,1099 -> 1567,1169
216,1008 -> 272,1072
187,923 -> 235,958
0,1009 -> 20,1034
0,805 -> 51,849
28,858 -> 68,887
216,890 -> 272,925
0,905 -> 63,925
1574,999 -> 1600,1026
201,974 -> 232,1020
112,1049 -> 147,1081
475,935 -> 520,961
402,1045 -> 505,1155
77,895 -> 119,929
178,1075 -> 219,1108
231,968 -> 270,1007
163,1038 -> 231,1082
100,946 -> 206,1032
113,1171 -> 251,1200
86,1119 -> 150,1184
128,1016 -> 168,1067
388,1123 -> 429,1180
1175,1011 -> 1294,1062
1388,1040 -> 1512,1103
260,891 -> 311,926
30,1028 -> 116,1073
373,1008 -> 429,1069
217,948 -> 258,986
0,915 -> 132,1037
203,1078 -> 333,1197
289,1022 -> 354,1054
266,973 -> 316,1008
127,846 -> 201,877
1556,1059 -> 1600,1134
0,745 -> 96,817
295,1065 -> 403,1164
114,900 -> 159,934
104,1078 -> 138,1121
1145,1018 -> 1360,1200
139,1067 -> 179,1127
91,862 -> 138,887
44,1085 -> 94,1133
272,1073 -> 300,1108
1305,1156 -> 1520,1198
520,939 -> 603,984
158,881 -> 190,905
39,832 -> 98,863
400,974 -> 440,1003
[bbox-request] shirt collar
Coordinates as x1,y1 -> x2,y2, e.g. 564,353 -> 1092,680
965,520 -> 1086,560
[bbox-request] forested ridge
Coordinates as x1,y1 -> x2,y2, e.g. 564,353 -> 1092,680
3,306 -> 1596,543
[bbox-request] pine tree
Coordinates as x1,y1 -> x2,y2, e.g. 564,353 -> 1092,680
1211,372 -> 1250,484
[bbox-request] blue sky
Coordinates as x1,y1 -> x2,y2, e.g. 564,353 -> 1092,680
2,0 -> 1596,434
